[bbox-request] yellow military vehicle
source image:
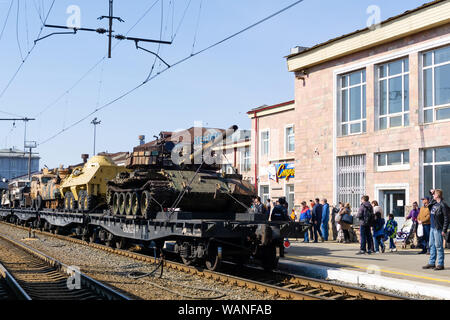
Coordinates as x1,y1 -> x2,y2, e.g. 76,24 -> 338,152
60,155 -> 128,212
30,167 -> 71,210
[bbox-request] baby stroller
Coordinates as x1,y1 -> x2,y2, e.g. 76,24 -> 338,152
395,219 -> 416,249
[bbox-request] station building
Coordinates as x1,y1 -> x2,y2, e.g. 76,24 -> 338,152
286,0 -> 450,225
247,101 -> 296,213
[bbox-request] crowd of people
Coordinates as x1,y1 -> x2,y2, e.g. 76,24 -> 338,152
355,189 -> 449,270
249,188 -> 449,270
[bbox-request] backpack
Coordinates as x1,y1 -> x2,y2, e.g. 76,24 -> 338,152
363,205 -> 375,226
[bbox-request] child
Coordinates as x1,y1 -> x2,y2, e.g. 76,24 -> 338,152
372,210 -> 385,253
299,201 -> 312,243
385,213 -> 398,252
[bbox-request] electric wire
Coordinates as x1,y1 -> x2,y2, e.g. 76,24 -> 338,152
16,0 -> 24,61
145,0 -> 165,80
33,0 -> 161,118
0,0 -> 14,44
191,0 -> 203,54
0,0 -> 56,104
32,0 -> 44,24
171,0 -> 192,42
24,0 -> 30,51
38,0 -> 305,146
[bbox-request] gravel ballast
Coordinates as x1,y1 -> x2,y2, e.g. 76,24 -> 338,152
0,223 -> 282,300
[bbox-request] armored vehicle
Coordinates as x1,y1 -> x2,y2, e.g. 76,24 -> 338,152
60,155 -> 129,212
30,167 -> 71,209
1,180 -> 31,208
106,125 -> 256,218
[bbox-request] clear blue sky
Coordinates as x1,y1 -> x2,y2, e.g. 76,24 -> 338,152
0,0 -> 431,168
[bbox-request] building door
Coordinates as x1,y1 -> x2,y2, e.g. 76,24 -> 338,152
380,189 -> 406,226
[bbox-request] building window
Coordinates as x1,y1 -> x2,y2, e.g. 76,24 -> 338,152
285,126 -> 294,153
222,164 -> 234,174
376,150 -> 410,171
423,147 -> 450,197
337,155 -> 366,213
423,45 -> 450,123
260,185 -> 270,204
339,69 -> 366,136
261,130 -> 269,156
241,147 -> 251,173
378,58 -> 409,129
286,184 -> 295,214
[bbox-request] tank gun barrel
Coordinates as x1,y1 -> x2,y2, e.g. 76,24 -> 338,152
189,125 -> 238,163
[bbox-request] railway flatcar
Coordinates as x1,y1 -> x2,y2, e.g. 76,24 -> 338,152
0,125 -> 309,271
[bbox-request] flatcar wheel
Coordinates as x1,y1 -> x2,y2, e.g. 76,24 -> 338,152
124,192 -> 133,216
105,233 -> 115,247
115,237 -> 127,250
89,231 -> 98,243
105,239 -> 115,248
181,256 -> 196,266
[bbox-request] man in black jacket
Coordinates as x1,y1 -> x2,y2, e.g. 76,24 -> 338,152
312,198 -> 323,243
356,195 -> 374,254
270,198 -> 289,221
423,189 -> 449,270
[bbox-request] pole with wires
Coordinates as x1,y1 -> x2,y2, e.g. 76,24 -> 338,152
91,117 -> 101,156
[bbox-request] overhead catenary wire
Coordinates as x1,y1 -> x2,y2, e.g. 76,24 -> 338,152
33,0 -> 162,118
191,0 -> 204,54
0,0 -> 14,44
16,0 -> 24,61
171,0 -> 192,42
24,0 -> 30,51
38,0 -> 305,146
32,0 -> 44,24
0,0 -> 56,105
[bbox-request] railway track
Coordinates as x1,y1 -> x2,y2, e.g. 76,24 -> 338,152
0,220 -> 408,300
0,261 -> 30,300
0,233 -> 131,300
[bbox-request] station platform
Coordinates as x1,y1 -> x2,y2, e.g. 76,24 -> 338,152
280,240 -> 450,299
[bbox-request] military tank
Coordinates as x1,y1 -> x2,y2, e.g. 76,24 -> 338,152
60,155 -> 129,212
106,125 -> 256,218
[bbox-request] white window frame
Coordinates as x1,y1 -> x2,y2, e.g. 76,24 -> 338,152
240,147 -> 251,173
285,183 -> 295,213
260,184 -> 270,204
260,129 -> 270,157
422,147 -> 450,191
285,124 -> 295,154
338,69 -> 367,136
422,45 -> 450,123
377,58 -> 410,130
376,150 -> 410,172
